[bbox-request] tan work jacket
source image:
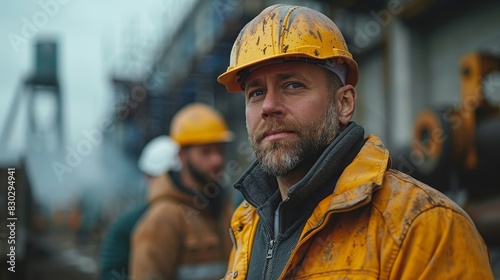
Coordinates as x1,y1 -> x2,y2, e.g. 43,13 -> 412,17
225,135 -> 493,279
130,173 -> 232,280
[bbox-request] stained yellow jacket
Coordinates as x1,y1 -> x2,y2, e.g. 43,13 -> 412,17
225,135 -> 493,279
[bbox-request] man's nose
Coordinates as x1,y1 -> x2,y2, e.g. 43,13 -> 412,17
261,90 -> 284,119
209,150 -> 224,168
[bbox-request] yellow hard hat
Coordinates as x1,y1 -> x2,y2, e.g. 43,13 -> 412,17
170,103 -> 233,146
217,4 -> 359,93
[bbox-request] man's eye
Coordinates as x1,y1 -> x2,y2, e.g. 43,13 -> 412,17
248,89 -> 265,99
285,83 -> 302,89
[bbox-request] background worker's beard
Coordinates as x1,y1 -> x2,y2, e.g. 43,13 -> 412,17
250,104 -> 340,177
186,159 -> 219,188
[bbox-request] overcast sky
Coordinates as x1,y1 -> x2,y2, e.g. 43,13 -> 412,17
0,0 -> 200,210
0,0 -> 196,159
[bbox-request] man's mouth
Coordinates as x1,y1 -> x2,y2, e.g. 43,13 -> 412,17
262,130 -> 295,141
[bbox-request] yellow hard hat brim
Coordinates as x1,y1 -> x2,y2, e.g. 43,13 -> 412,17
217,51 -> 358,93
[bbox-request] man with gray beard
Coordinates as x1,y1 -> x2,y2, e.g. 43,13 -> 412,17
216,4 -> 493,280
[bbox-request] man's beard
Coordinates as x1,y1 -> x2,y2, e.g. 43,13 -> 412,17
249,104 -> 340,177
186,159 -> 219,188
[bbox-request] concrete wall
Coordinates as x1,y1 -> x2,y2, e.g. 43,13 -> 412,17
354,50 -> 389,144
354,1 -> 500,151
427,1 -> 500,106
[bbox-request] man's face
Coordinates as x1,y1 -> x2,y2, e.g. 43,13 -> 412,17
244,62 -> 340,176
183,143 -> 225,186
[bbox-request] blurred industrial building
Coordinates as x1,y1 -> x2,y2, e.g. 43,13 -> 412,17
1,0 -> 499,279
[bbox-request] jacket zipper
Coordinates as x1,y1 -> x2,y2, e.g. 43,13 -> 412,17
262,198 -> 289,279
275,209 -> 336,279
266,239 -> 275,258
277,196 -> 372,279
264,237 -> 278,280
262,218 -> 277,280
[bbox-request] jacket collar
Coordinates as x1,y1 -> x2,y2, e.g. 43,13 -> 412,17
147,172 -> 195,206
148,172 -> 228,219
233,132 -> 391,220
327,134 -> 390,210
235,122 -> 366,210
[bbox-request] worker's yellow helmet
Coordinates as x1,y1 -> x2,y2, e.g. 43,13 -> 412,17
170,103 -> 233,146
217,4 -> 359,93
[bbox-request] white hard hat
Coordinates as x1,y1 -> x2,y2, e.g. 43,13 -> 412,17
138,136 -> 181,176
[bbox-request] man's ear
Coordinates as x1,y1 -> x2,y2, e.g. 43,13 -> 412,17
335,85 -> 356,126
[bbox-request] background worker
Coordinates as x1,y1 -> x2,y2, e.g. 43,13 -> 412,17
130,103 -> 234,280
216,4 -> 494,279
99,135 -> 180,280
